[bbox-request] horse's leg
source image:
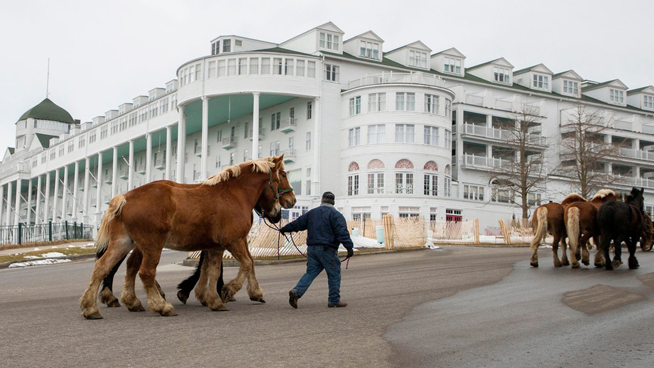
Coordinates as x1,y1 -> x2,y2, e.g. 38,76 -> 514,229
138,248 -> 176,316
80,237 -> 133,319
99,252 -> 127,308
244,246 -> 265,303
194,250 -> 210,306
561,237 -> 570,266
222,238 -> 259,302
120,248 -> 146,312
613,238 -> 624,269
579,232 -> 591,266
603,236 -> 614,271
627,238 -> 640,270
551,232 -> 563,267
178,251 -> 204,304
592,235 -> 605,268
204,249 -> 228,311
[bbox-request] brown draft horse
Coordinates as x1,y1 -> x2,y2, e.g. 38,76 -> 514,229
639,212 -> 653,252
529,193 -> 587,268
80,156 -> 296,319
564,189 -> 619,268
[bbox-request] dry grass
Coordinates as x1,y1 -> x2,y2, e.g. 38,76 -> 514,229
0,245 -> 96,264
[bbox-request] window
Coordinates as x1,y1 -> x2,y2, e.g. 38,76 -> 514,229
212,41 -> 220,55
244,122 -> 250,139
359,40 -> 380,60
208,61 -> 216,78
444,176 -> 451,197
89,131 -> 96,144
270,141 -> 280,156
227,59 -> 236,76
445,99 -> 452,118
325,64 -> 339,82
347,162 -> 359,196
261,58 -> 270,74
367,172 -> 384,194
409,50 -> 427,68
100,126 -> 108,139
297,60 -> 305,76
610,89 -> 625,104
349,96 -> 361,115
273,58 -> 282,75
424,126 -> 439,146
493,66 -> 510,83
532,74 -> 549,90
216,130 -> 222,143
285,59 -> 294,75
288,136 -> 294,154
319,32 -> 340,51
78,137 -> 85,149
424,174 -> 438,196
307,101 -> 312,119
238,58 -> 247,75
395,124 -> 415,143
249,58 -> 259,75
527,193 -> 542,207
348,127 -> 361,147
243,149 -> 249,162
223,39 -> 231,53
306,132 -> 312,150
425,94 -> 439,114
229,152 -> 235,165
271,112 -> 280,131
368,93 -> 386,112
308,61 -> 316,78
563,80 -> 579,95
395,159 -> 414,194
368,124 -> 385,144
644,95 -> 654,109
463,184 -> 484,201
444,57 -> 462,74
444,129 -> 452,149
395,93 -> 415,111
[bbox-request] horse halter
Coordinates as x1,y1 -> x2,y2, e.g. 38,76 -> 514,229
261,168 -> 293,214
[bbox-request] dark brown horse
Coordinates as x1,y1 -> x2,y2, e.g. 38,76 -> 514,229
80,156 -> 296,319
639,212 -> 653,252
597,187 -> 645,270
564,189 -> 619,268
530,193 -> 587,267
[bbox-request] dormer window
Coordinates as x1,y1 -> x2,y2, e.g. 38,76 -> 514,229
563,80 -> 579,95
532,74 -> 549,90
444,57 -> 462,74
320,32 -> 340,51
212,41 -> 220,55
643,95 -> 654,109
494,67 -> 510,84
409,50 -> 427,68
359,40 -> 380,60
223,39 -> 231,53
610,89 -> 624,104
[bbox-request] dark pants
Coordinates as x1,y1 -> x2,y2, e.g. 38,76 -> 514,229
293,245 -> 341,304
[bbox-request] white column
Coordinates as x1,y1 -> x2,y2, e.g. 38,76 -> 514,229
73,161 -> 79,221
26,178 -> 33,225
5,182 -> 12,226
83,157 -> 90,223
96,152 -> 103,221
35,175 -> 42,225
201,97 -> 209,180
52,169 -> 59,222
128,140 -> 134,190
486,113 -> 493,127
145,133 -> 152,183
312,97 -> 321,196
44,172 -> 51,223
0,185 -> 4,225
165,126 -> 172,180
62,165 -> 69,222
177,108 -> 186,183
112,147 -> 118,196
252,92 -> 260,159
14,179 -> 21,226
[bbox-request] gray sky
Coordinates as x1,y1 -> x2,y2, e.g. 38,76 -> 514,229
2,0 -> 653,154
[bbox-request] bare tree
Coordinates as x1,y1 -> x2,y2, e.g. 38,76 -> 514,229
558,104 -> 622,199
488,104 -> 550,226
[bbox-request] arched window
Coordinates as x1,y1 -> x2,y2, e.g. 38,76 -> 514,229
395,159 -> 414,194
348,162 -> 359,196
367,159 -> 385,194
423,161 -> 438,196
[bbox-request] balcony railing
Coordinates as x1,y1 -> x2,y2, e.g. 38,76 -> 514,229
222,136 -> 236,150
347,71 -> 443,90
248,128 -> 265,141
461,123 -> 547,146
280,118 -> 297,133
280,148 -> 297,163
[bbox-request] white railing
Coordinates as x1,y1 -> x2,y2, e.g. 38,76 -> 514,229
461,123 -> 547,146
465,94 -> 483,106
347,71 -> 443,90
613,120 -> 632,130
280,118 -> 296,131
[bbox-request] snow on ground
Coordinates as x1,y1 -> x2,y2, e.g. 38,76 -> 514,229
9,259 -> 71,268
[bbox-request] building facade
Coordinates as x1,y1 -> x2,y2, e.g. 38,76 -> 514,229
2,22 -> 654,232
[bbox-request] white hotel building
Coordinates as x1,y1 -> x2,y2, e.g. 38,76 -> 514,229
2,21 -> 654,232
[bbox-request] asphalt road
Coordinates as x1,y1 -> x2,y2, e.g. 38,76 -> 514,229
1,246 -> 653,368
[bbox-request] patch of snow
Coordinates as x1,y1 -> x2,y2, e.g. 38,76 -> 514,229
32,247 -> 41,251
9,259 -> 71,268
351,236 -> 385,249
23,255 -> 41,259
42,252 -> 66,258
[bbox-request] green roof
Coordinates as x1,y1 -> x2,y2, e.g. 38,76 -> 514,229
18,98 -> 75,124
35,133 -> 58,148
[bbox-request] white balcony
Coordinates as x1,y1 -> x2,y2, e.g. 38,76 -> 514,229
347,71 -> 443,90
248,128 -> 265,141
280,148 -> 297,163
280,118 -> 297,133
222,136 -> 236,150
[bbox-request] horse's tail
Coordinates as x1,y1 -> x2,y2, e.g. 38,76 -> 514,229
566,207 -> 580,256
530,207 -> 548,250
95,194 -> 127,254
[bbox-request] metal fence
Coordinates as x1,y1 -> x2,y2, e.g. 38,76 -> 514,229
0,222 -> 94,245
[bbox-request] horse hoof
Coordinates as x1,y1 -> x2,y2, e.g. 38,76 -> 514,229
177,291 -> 189,305
211,305 -> 229,312
571,264 -> 580,269
594,263 -> 603,268
530,262 -> 539,268
127,304 -> 146,312
612,260 -> 622,269
160,307 -> 177,316
250,297 -> 266,303
82,311 -> 103,320
106,299 -> 121,308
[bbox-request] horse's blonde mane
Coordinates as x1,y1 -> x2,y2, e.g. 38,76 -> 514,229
202,157 -> 276,186
591,189 -> 616,201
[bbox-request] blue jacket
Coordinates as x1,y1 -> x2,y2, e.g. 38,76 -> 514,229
280,203 -> 354,250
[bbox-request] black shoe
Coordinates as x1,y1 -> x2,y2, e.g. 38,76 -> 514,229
288,290 -> 298,309
328,301 -> 347,308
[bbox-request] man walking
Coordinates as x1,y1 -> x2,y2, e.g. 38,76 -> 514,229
280,191 -> 354,309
